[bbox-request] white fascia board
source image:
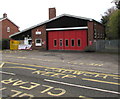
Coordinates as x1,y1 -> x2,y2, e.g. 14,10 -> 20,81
0,17 -> 19,28
46,27 -> 88,31
10,14 -> 92,38
9,31 -> 20,38
0,18 -> 7,22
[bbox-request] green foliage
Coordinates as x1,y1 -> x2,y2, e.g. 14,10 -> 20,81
101,7 -> 119,39
107,10 -> 120,39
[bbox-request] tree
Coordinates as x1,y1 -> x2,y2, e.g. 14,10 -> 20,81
101,7 -> 117,39
112,0 -> 120,9
107,9 -> 120,39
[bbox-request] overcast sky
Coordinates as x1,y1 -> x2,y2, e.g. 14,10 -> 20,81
0,0 -> 115,30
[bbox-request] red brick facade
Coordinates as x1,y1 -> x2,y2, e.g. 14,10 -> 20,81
31,25 -> 46,50
87,21 -> 105,46
0,16 -> 19,39
87,21 -> 94,44
49,8 -> 56,19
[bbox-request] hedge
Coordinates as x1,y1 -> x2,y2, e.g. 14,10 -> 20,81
0,39 -> 10,50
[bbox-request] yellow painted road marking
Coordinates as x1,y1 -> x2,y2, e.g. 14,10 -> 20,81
79,95 -> 93,99
82,78 -> 120,85
0,62 -> 5,68
5,55 -> 103,66
0,71 -> 15,75
0,87 -> 7,91
4,66 -> 36,70
17,57 -> 26,59
2,61 -> 119,77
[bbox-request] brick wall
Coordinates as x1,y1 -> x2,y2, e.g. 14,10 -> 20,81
87,21 -> 94,44
49,8 -> 56,19
2,19 -> 19,39
31,25 -> 47,50
87,21 -> 105,45
93,21 -> 105,40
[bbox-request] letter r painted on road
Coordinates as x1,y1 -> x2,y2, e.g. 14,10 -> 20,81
1,78 -> 18,84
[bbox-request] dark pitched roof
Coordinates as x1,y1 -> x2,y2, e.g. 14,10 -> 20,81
10,14 -> 93,38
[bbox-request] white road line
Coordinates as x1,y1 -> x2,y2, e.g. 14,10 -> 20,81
0,63 -> 5,68
0,71 -> 15,75
44,79 -> 120,95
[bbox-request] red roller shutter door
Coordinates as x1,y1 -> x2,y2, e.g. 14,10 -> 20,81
48,30 -> 87,50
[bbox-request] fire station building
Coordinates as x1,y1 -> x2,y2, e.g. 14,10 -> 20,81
10,8 -> 105,51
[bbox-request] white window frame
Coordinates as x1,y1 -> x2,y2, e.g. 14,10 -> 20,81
7,27 -> 10,32
35,30 -> 41,35
35,39 -> 42,46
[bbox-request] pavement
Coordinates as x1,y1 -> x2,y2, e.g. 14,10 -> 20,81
1,50 -> 119,74
0,50 -> 119,98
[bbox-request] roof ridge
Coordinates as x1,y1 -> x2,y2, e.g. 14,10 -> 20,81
9,14 -> 93,38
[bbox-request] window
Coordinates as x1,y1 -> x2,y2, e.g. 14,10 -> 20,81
7,27 -> 10,32
28,40 -> 32,45
65,39 -> 69,47
71,39 -> 74,46
94,29 -> 97,34
54,40 -> 57,47
35,39 -> 42,46
60,39 -> 63,47
36,30 -> 41,35
78,39 -> 81,46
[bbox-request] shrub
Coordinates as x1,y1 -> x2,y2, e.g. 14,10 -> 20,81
0,39 -> 10,50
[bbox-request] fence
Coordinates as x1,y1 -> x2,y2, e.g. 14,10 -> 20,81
95,40 -> 119,52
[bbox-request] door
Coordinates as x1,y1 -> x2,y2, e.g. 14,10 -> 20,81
48,30 -> 87,50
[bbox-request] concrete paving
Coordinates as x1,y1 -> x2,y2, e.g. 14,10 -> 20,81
1,50 -> 119,74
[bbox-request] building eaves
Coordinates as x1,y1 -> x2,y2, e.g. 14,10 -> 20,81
0,17 -> 19,28
9,14 -> 93,38
0,17 -> 6,21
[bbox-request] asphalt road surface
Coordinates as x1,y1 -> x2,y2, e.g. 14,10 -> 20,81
0,50 -> 119,98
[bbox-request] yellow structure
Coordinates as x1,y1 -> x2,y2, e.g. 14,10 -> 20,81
10,40 -> 20,50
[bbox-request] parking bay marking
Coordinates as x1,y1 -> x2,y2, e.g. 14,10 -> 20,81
44,79 -> 120,95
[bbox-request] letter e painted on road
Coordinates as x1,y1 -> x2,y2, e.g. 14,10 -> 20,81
20,82 -> 40,90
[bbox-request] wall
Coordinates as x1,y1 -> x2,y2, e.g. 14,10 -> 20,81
87,21 -> 94,44
32,25 -> 47,50
93,21 -> 105,40
2,19 -> 19,39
